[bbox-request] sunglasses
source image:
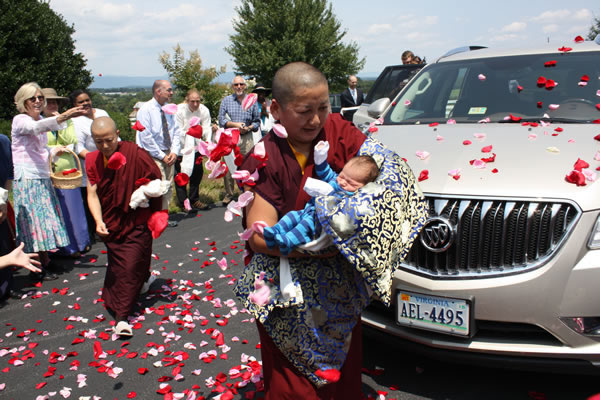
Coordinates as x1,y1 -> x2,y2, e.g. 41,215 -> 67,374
233,83 -> 246,87
28,95 -> 45,102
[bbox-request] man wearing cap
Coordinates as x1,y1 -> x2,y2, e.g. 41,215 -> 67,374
43,88 -> 91,259
218,76 -> 260,203
252,83 -> 274,137
135,80 -> 181,225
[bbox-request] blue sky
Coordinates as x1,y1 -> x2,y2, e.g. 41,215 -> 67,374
48,0 -> 599,78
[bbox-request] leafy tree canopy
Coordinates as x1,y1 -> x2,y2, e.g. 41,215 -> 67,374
588,16 -> 600,40
159,44 -> 229,122
226,0 -> 364,89
0,0 -> 92,120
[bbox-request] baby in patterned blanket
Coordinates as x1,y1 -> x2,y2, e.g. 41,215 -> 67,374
263,140 -> 379,255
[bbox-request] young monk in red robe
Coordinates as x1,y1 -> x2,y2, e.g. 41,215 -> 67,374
238,62 -> 368,399
86,116 -> 162,336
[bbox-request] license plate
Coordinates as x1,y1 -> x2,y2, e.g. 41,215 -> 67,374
397,290 -> 471,336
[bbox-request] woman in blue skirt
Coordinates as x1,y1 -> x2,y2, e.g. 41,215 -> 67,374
11,82 -> 85,281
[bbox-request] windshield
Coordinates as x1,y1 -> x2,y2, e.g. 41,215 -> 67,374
386,51 -> 600,125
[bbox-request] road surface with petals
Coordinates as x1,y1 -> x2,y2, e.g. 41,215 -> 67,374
0,207 -> 598,400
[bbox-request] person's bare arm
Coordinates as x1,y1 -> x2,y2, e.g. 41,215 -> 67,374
87,182 -> 109,238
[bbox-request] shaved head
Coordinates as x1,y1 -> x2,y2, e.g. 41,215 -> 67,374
91,116 -> 117,135
91,116 -> 119,158
272,62 -> 328,107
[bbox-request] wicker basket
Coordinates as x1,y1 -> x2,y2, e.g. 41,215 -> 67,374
49,148 -> 83,189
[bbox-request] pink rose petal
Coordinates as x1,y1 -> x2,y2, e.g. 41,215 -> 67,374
272,124 -> 288,138
548,104 -> 560,110
446,119 -> 456,124
237,191 -> 254,207
189,116 -> 200,127
251,221 -> 269,234
183,198 -> 192,212
473,133 -> 486,139
472,159 -> 486,169
404,100 -> 411,106
415,150 -> 430,160
161,104 -> 178,115
478,74 -> 486,81
242,93 -> 258,111
238,228 -> 254,241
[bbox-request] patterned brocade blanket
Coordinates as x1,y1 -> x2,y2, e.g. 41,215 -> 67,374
315,137 -> 428,306
233,137 -> 427,387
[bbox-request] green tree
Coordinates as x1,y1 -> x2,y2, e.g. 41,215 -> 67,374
0,0 -> 92,120
226,0 -> 364,89
587,16 -> 600,40
159,44 -> 229,121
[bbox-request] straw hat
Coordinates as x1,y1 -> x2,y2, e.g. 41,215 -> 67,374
41,88 -> 67,101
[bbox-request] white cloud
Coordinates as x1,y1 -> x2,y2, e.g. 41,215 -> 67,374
366,24 -> 393,35
542,24 -> 559,33
573,8 -> 592,20
531,9 -> 571,22
489,33 -> 519,43
501,22 -> 527,33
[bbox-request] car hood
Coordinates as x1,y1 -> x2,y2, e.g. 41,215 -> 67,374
375,123 -> 600,211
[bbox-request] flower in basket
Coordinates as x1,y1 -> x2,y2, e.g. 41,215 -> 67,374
61,168 -> 78,176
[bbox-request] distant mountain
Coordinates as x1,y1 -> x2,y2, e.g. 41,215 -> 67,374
89,72 -> 237,89
89,71 -> 377,89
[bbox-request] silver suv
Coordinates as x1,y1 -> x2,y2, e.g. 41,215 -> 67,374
364,38 -> 600,372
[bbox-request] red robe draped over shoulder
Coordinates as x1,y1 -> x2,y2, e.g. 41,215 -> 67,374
86,141 -> 162,242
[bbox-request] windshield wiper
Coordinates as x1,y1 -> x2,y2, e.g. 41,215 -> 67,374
499,117 -> 588,124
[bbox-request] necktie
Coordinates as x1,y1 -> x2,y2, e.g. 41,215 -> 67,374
160,109 -> 172,150
352,89 -> 357,104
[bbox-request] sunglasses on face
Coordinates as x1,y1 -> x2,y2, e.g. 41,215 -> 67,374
28,96 -> 45,102
233,83 -> 246,87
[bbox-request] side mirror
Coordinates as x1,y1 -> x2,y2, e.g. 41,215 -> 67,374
367,98 -> 391,118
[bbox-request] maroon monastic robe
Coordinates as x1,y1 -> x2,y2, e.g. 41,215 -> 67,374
86,142 -> 162,320
240,114 -> 367,399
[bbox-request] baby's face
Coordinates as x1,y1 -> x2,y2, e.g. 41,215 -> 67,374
337,164 -> 369,192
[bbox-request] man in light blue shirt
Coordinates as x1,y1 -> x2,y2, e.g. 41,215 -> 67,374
135,80 -> 181,223
217,76 -> 260,203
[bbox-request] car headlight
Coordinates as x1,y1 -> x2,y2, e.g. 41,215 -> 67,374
560,317 -> 600,336
588,216 -> 600,249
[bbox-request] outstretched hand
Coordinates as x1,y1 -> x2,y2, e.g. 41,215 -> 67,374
0,243 -> 42,273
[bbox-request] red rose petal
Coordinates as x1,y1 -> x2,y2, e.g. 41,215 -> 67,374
545,79 -> 556,90
462,140 -> 472,145
315,368 -> 341,383
544,60 -> 557,67
573,158 -> 590,171
186,124 -> 203,139
135,177 -> 150,187
581,75 -> 590,82
509,114 -> 522,122
107,152 -> 127,170
558,46 -> 572,53
36,382 -> 47,389
132,121 -> 145,132
537,76 -> 547,87
138,367 -> 149,375
537,101 -> 543,108
127,392 -> 137,399
174,173 -> 189,187
491,168 -> 498,173
481,145 -> 493,153
418,170 -> 429,182
148,210 -> 169,239
428,122 -> 439,127
566,170 -> 586,186
517,85 -> 523,92
574,35 -> 584,43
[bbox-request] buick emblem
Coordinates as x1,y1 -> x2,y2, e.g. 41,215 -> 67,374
420,217 -> 455,252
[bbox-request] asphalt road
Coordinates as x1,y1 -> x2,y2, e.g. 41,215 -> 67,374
1,206 -> 599,400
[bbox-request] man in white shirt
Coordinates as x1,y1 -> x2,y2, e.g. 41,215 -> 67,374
174,89 -> 212,210
135,80 -> 181,225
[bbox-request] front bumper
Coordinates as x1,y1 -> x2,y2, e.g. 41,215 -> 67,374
362,210 -> 600,369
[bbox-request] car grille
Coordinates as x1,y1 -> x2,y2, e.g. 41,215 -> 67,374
402,196 -> 581,278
